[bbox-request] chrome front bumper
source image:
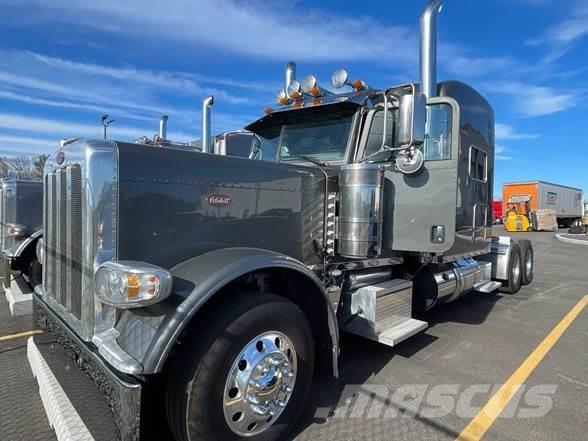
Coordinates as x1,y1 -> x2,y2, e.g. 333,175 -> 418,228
32,294 -> 142,441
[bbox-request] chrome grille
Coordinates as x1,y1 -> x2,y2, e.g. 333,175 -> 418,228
44,164 -> 83,319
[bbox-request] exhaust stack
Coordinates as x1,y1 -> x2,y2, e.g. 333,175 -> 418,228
159,115 -> 168,140
201,95 -> 214,153
420,0 -> 443,99
285,61 -> 296,97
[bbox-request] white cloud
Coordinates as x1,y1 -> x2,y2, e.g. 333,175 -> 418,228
1,0 -> 418,64
29,52 -> 249,104
0,90 -> 155,122
0,49 -> 263,145
488,82 -> 581,117
495,144 -> 513,161
495,123 -> 540,140
440,44 -> 519,78
0,112 -> 193,143
526,3 -> 588,62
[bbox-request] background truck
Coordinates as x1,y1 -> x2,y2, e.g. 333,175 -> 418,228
0,179 -> 43,292
503,181 -> 583,228
492,200 -> 503,224
30,2 -> 535,441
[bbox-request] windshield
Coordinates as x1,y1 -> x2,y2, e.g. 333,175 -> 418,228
251,106 -> 356,162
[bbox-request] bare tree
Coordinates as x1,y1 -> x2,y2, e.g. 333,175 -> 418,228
6,156 -> 34,179
0,157 -> 9,179
32,154 -> 49,180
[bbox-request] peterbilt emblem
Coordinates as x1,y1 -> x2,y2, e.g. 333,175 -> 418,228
56,151 -> 65,165
206,194 -> 232,207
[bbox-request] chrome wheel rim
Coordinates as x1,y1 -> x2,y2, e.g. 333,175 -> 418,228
512,253 -> 522,286
223,331 -> 297,436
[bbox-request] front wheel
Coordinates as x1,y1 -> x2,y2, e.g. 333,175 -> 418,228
166,293 -> 314,441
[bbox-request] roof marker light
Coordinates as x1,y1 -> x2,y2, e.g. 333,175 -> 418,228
276,89 -> 289,105
331,69 -> 370,91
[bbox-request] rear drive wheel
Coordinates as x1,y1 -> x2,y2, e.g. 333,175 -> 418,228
518,240 -> 534,285
166,293 -> 314,441
500,243 -> 523,294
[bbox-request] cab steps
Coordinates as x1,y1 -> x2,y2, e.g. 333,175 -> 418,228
474,280 -> 502,293
340,278 -> 428,348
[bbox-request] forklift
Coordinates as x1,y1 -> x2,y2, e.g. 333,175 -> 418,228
504,198 -> 536,232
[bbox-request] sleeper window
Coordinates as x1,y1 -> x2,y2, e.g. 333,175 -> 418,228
469,146 -> 487,182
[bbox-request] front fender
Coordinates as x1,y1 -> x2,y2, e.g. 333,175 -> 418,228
4,230 -> 43,259
114,247 -> 338,375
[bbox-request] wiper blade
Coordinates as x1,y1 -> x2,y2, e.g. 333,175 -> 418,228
282,155 -> 329,167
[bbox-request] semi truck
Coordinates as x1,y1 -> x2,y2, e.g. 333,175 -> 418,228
0,179 -> 43,292
503,181 -> 583,228
29,2 -> 535,440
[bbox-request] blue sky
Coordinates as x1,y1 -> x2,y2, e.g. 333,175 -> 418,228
0,0 -> 586,196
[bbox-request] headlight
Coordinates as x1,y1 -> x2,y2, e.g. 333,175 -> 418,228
6,223 -> 27,237
94,261 -> 172,308
36,238 -> 44,264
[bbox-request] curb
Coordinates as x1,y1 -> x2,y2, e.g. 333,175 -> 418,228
556,233 -> 588,246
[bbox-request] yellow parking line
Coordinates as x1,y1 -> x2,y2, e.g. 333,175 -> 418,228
456,294 -> 588,441
0,329 -> 43,342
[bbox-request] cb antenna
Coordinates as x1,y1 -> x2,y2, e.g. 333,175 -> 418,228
101,114 -> 115,140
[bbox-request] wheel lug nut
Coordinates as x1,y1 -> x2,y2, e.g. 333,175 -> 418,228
276,400 -> 286,408
247,393 -> 260,405
251,404 -> 269,416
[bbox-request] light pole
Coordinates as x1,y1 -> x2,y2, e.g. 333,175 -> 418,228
101,114 -> 115,140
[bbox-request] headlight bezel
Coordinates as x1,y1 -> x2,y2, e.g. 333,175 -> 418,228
94,261 -> 173,308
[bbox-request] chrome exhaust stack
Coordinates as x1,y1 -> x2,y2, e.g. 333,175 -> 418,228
285,61 -> 296,98
201,95 -> 214,153
420,0 -> 443,99
159,115 -> 168,141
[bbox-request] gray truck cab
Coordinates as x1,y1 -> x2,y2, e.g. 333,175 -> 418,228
0,179 -> 43,290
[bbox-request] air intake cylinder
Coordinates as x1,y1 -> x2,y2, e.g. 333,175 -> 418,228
338,164 -> 384,258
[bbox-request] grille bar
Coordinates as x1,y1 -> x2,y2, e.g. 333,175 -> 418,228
69,166 -> 83,319
44,165 -> 83,319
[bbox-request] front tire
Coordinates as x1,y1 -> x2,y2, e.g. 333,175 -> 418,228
166,293 -> 314,441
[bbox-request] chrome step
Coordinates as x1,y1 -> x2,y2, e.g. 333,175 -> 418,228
340,278 -> 428,347
473,280 -> 502,293
372,318 -> 428,347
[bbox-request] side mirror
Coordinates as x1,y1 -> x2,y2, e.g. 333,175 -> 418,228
397,92 -> 426,147
249,135 -> 262,160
